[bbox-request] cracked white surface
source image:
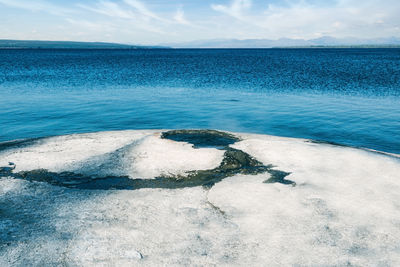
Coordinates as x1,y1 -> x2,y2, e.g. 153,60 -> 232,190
1,130 -> 400,266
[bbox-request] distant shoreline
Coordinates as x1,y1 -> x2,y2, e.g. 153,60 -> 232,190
1,39 -> 399,49
1,46 -> 399,50
275,45 -> 400,49
0,39 -> 169,49
0,47 -> 170,50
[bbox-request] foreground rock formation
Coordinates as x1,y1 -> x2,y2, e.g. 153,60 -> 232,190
1,130 -> 399,266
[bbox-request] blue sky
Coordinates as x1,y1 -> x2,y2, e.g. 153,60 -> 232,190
0,0 -> 399,44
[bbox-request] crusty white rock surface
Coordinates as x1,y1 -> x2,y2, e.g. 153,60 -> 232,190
1,130 -> 400,266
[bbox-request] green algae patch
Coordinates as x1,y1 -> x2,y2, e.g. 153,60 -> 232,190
161,129 -> 241,149
263,170 -> 295,186
2,147 -> 270,190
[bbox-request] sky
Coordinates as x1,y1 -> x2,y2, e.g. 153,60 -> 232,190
0,0 -> 399,45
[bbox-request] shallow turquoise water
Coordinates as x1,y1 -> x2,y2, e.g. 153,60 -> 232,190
0,48 -> 399,153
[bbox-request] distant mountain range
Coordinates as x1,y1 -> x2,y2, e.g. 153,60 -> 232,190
0,40 -> 167,49
162,36 -> 400,48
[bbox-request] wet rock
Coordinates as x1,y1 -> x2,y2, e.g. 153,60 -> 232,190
0,162 -> 15,176
161,129 -> 240,149
264,170 -> 295,185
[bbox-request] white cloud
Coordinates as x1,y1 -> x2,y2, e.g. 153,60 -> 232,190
209,0 -> 400,39
123,0 -> 162,21
77,1 -> 135,19
174,7 -> 191,25
211,0 -> 252,20
75,0 -> 168,36
259,0 -> 400,38
0,0 -> 399,43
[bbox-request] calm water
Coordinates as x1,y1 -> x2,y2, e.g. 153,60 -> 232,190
0,48 -> 399,153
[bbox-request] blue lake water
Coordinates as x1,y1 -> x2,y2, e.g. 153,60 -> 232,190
0,48 -> 399,153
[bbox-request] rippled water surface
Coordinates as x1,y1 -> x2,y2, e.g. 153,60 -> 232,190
0,48 -> 399,153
